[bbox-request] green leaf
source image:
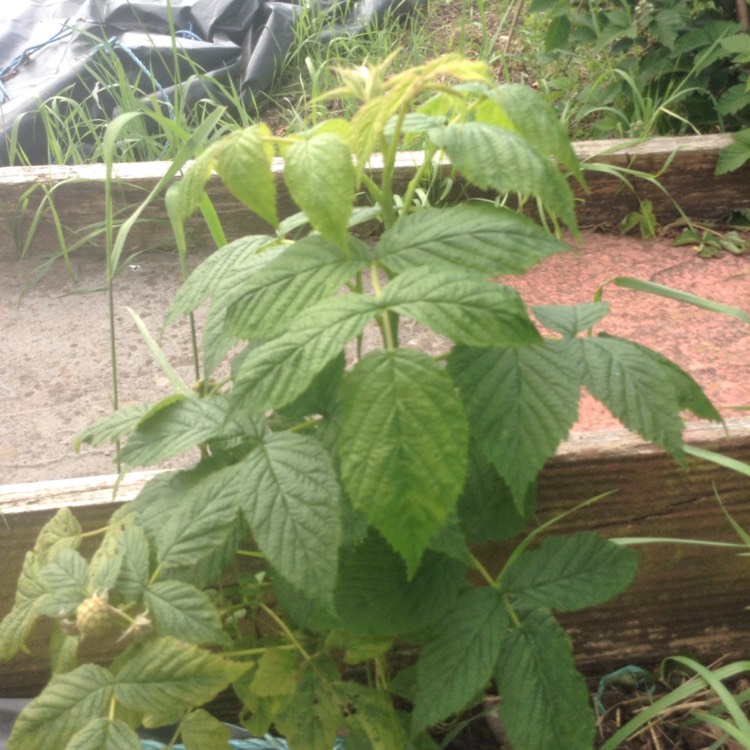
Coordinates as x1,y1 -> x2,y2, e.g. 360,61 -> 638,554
114,637 -> 247,726
580,335 -> 720,460
488,84 -> 581,180
65,718 -> 141,750
155,464 -> 244,578
458,441 -> 536,544
8,664 -> 115,750
74,403 -> 153,450
413,587 -> 510,731
717,139 -> 750,176
279,353 -> 345,420
0,553 -> 46,660
502,532 -> 639,611
231,294 -> 378,414
339,349 -> 470,574
284,133 -> 355,247
380,268 -> 540,348
334,531 -> 464,637
545,14 -> 570,50
120,395 -> 236,467
240,432 -> 341,608
116,525 -> 150,600
167,144 -> 220,224
430,122 -> 577,230
34,507 -> 83,562
448,341 -> 581,507
374,204 -> 568,277
35,549 -> 89,618
165,235 -> 281,325
496,610 -> 595,750
612,276 -> 750,325
251,648 -> 301,698
216,124 -> 279,228
144,581 -> 227,645
225,235 -> 369,339
50,629 -> 81,675
337,682 -> 407,750
86,550 -> 123,594
179,710 -> 233,750
40,548 -> 88,593
202,304 -> 237,377
533,302 -> 610,337
275,663 -> 343,750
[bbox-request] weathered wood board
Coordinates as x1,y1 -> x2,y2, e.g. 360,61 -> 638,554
1,419 -> 749,696
1,134 -> 749,260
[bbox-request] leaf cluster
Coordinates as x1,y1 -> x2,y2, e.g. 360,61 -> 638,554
0,54 -> 722,750
531,0 -> 750,137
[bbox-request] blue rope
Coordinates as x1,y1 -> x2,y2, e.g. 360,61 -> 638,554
92,36 -> 175,119
140,735 -> 347,749
175,23 -> 203,41
0,24 -> 74,104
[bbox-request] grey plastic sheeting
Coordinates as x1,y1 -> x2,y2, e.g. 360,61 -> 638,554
0,0 -> 418,164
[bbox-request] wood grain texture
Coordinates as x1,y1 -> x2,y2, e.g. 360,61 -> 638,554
2,135 -> 749,259
2,420 -> 749,695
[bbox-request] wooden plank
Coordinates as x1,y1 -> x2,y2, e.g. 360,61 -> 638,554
2,135 -> 749,260
2,419 -> 750,695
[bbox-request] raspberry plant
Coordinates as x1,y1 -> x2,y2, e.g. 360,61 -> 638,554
0,54 -> 721,750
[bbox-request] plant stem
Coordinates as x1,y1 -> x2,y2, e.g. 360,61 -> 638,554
259,602 -> 313,661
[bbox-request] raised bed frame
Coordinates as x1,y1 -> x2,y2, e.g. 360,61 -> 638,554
2,134 -> 750,696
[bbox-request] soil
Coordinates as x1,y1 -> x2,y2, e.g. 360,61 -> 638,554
2,230 -> 749,486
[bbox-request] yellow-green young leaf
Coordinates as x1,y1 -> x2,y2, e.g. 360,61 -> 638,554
216,124 -> 279,228
170,144 -> 219,224
284,133 -> 355,247
65,717 -> 141,750
324,631 -> 393,665
496,610 -> 595,750
179,709 -> 232,750
34,507 -> 82,562
114,637 -> 248,726
49,629 -> 80,675
0,508 -> 82,660
275,657 -> 343,750
251,648 -> 301,698
0,552 -> 45,660
309,117 -> 351,142
350,97 -> 387,172
339,349 -> 469,575
337,682 -> 407,750
488,84 -> 583,182
8,664 -> 115,750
